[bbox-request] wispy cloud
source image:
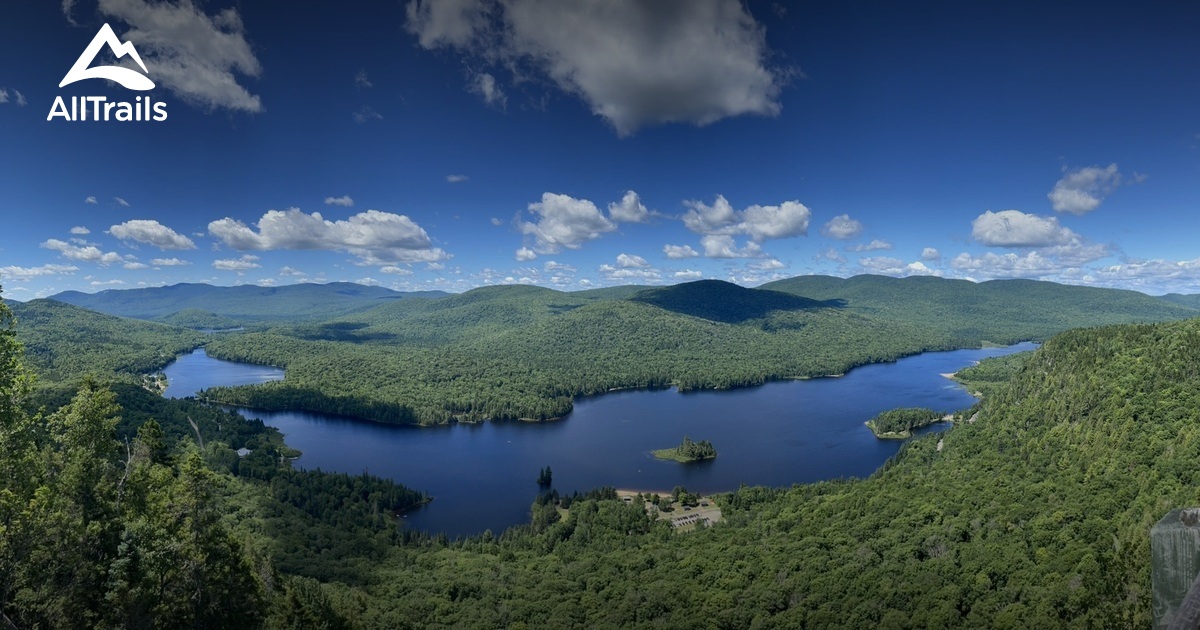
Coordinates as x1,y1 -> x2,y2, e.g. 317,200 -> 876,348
89,0 -> 264,112
353,106 -> 382,123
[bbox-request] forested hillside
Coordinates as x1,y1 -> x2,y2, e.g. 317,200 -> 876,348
203,277 -> 1198,425
6,284 -> 1200,625
306,317 -> 1200,627
1159,293 -> 1200,310
0,292 -> 429,628
9,299 -> 203,381
761,274 -> 1198,343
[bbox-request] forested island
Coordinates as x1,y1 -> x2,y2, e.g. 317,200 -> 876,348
652,435 -> 718,462
6,279 -> 1200,626
865,407 -> 944,439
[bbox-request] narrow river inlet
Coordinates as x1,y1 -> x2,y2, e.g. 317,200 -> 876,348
163,342 -> 1035,537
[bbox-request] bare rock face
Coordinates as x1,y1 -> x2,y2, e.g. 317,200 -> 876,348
1151,508 -> 1200,628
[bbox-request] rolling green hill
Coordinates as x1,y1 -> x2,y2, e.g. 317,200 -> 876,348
630,279 -> 838,323
7,278 -> 1200,625
203,276 -> 1199,425
8,299 -> 203,381
761,274 -> 1198,343
49,282 -> 447,325
1159,293 -> 1200,310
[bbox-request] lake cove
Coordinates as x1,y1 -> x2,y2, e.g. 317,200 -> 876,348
163,342 -> 1036,538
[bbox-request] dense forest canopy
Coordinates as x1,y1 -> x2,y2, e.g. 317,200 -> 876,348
5,280 -> 1200,626
192,276 -> 1198,425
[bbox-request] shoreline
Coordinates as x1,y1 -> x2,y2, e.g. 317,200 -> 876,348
164,342 -> 1029,431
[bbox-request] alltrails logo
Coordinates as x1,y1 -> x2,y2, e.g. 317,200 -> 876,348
48,23 -> 168,122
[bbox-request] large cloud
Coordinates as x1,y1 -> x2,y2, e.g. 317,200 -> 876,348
971,210 -> 1080,248
405,0 -> 787,135
86,0 -> 263,112
208,208 -> 448,263
1048,164 -> 1121,215
110,219 -> 196,250
518,193 -> 617,254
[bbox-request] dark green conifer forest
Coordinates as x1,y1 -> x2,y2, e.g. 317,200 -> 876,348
4,279 -> 1200,627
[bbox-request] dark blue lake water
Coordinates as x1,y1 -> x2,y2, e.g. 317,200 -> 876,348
163,343 -> 1035,537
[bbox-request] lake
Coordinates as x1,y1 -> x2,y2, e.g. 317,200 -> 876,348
163,342 -> 1036,537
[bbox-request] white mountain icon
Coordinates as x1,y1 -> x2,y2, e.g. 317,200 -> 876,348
59,23 -> 155,91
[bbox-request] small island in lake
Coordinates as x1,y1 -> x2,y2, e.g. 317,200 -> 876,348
536,465 -> 553,486
866,407 -> 944,439
653,435 -> 717,463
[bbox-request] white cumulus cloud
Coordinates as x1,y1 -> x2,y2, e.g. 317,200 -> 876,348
821,214 -> 863,240
41,239 -> 124,265
70,226 -> 90,235
110,219 -> 196,250
971,210 -> 1080,248
607,190 -> 650,223
663,244 -> 700,259
213,254 -> 261,272
598,264 -> 662,283
683,195 -> 810,242
515,247 -> 537,261
208,208 -> 448,264
518,193 -> 616,253
700,234 -> 763,259
324,195 -> 355,207
1048,163 -> 1122,215
615,253 -> 650,268
950,251 -> 1067,280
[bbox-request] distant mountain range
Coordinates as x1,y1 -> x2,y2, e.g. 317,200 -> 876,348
49,282 -> 448,325
46,276 -> 1199,328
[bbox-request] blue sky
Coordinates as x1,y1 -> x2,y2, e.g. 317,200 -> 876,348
2,0 -> 1199,299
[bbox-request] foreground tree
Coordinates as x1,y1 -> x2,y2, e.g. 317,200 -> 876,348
0,291 -> 264,628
